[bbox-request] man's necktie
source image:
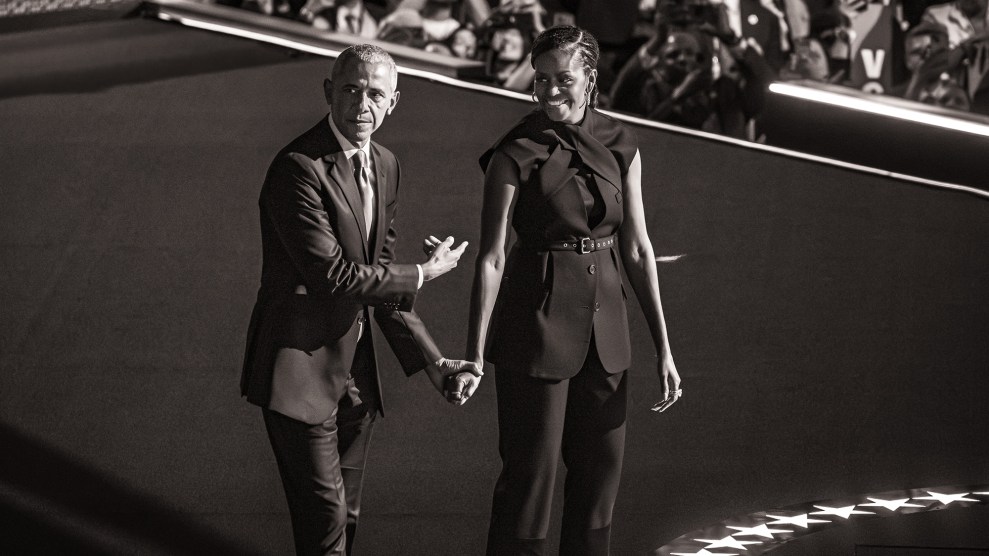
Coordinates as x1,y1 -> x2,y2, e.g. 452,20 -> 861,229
345,14 -> 359,35
354,150 -> 374,242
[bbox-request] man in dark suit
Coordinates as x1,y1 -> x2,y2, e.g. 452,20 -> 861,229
241,44 -> 477,556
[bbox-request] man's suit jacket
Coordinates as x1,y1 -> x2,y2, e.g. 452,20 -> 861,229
241,117 -> 441,424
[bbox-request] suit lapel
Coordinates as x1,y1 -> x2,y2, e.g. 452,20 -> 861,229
370,142 -> 387,262
323,141 -> 370,262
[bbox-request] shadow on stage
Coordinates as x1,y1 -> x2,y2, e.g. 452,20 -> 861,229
0,423 -> 262,556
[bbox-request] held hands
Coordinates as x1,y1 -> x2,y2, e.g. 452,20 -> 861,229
444,369 -> 482,406
445,369 -> 483,407
651,356 -> 683,414
420,235 -> 468,282
426,358 -> 483,406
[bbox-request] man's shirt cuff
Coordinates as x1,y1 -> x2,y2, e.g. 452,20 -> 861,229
416,264 -> 423,289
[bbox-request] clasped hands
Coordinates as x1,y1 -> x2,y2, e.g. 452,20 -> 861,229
426,358 -> 483,406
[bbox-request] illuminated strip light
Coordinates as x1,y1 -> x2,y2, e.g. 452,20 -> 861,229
769,82 -> 989,138
608,96 -> 989,201
605,108 -> 989,202
154,12 -> 531,101
156,12 -> 341,57
152,11 -> 989,201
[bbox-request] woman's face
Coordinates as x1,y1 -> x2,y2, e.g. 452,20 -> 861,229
532,48 -> 596,124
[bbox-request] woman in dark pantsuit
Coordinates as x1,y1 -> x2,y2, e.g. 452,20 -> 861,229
451,24 -> 684,556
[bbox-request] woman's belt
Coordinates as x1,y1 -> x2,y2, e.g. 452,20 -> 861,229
538,234 -> 617,254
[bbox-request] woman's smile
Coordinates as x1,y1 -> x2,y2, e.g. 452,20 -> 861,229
532,48 -> 595,124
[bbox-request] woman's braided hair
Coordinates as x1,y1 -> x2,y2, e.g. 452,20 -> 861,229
530,25 -> 601,108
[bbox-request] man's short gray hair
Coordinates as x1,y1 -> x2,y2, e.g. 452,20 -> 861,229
332,44 -> 398,89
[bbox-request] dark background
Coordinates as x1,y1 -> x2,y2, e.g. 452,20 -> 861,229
1,19 -> 988,555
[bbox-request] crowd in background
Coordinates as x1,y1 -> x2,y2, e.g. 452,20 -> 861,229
218,0 -> 989,137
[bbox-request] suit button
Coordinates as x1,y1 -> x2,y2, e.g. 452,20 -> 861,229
588,264 -> 596,275
594,302 -> 601,312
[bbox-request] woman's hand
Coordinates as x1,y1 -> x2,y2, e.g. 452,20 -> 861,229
651,356 -> 682,413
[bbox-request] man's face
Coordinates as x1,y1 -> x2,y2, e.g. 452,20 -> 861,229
905,34 -> 933,72
660,32 -> 702,80
324,59 -> 399,145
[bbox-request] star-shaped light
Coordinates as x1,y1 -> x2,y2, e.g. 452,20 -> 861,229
859,497 -> 924,511
671,549 -> 740,556
913,491 -> 978,505
811,505 -> 875,519
693,535 -> 762,550
765,514 -> 830,528
727,524 -> 793,538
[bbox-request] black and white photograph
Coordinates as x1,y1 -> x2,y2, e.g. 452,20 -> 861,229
1,0 -> 988,554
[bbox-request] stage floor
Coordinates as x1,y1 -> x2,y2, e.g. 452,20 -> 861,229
1,16 -> 988,555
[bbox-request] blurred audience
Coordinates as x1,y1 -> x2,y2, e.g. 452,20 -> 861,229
721,0 -> 791,70
778,0 -> 989,115
421,0 -> 462,41
921,0 -> 988,47
224,0 -> 989,129
449,25 -> 480,57
964,36 -> 989,112
303,0 -> 381,36
918,71 -> 972,109
901,1 -> 989,114
639,30 -> 716,127
779,35 -> 830,80
472,0 -> 545,88
894,20 -> 951,97
377,7 -> 426,46
395,0 -> 491,26
375,0 -> 471,47
611,0 -> 775,139
905,20 -> 951,74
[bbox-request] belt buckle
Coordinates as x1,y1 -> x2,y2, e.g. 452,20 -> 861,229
579,237 -> 593,254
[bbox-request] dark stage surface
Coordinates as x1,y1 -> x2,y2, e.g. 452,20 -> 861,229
1,17 -> 988,556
